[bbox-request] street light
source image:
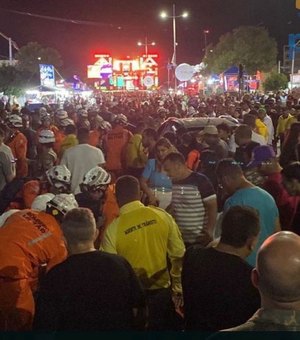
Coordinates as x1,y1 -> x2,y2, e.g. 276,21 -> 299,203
137,37 -> 156,56
160,4 -> 188,90
291,40 -> 300,90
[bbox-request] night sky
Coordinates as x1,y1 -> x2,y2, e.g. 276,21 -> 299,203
0,0 -> 299,80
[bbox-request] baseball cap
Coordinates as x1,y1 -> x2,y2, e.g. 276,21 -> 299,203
203,125 -> 218,135
247,145 -> 276,168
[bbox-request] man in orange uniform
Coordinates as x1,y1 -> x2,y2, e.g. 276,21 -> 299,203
0,193 -> 78,331
103,114 -> 132,180
6,114 -> 28,178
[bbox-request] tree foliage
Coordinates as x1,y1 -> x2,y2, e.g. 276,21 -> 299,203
204,26 -> 278,74
263,72 -> 288,92
15,42 -> 62,75
0,65 -> 26,96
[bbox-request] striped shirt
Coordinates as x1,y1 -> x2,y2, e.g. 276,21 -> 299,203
171,172 -> 216,244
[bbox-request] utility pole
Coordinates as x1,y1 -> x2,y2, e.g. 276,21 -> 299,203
0,32 -> 19,65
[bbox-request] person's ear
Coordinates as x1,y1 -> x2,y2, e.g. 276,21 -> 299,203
292,178 -> 300,192
246,236 -> 258,253
94,228 -> 99,242
251,268 -> 259,289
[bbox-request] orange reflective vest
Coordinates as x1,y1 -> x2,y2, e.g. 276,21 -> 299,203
0,210 -> 67,330
104,126 -> 132,171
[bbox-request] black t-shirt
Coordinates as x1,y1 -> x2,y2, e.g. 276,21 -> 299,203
182,247 -> 260,331
75,192 -> 102,223
33,251 -> 145,331
235,141 -> 260,168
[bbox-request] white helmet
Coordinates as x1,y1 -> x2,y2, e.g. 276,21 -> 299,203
0,209 -> 20,227
94,115 -> 104,126
59,118 -> 74,127
113,114 -> 127,125
31,193 -> 55,211
40,112 -> 51,121
56,110 -> 68,120
80,166 -> 111,192
8,114 -> 22,128
46,193 -> 78,217
38,129 -> 56,144
46,165 -> 71,186
78,119 -> 90,130
99,120 -> 112,132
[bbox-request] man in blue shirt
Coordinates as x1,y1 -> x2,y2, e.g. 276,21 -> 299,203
216,159 -> 281,266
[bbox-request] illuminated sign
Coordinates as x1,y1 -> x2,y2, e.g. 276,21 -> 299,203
39,64 -> 55,87
87,53 -> 159,89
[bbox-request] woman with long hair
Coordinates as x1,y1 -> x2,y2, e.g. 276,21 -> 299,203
279,122 -> 300,168
140,137 -> 176,209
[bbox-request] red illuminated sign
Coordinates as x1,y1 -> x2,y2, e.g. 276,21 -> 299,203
87,53 -> 159,90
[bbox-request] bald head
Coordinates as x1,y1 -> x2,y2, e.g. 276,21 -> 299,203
256,231 -> 300,303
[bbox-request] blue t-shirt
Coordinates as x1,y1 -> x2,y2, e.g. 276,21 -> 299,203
142,159 -> 172,190
224,186 -> 279,267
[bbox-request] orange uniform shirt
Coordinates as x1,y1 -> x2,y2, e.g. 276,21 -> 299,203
0,210 -> 67,330
7,131 -> 28,178
104,126 -> 132,171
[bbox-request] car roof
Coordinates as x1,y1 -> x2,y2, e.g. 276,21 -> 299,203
158,116 -> 240,136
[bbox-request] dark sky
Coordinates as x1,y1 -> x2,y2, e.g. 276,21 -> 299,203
0,0 -> 299,79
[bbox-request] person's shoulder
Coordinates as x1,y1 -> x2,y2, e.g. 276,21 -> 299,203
147,205 -> 170,217
185,244 -> 213,258
95,250 -> 134,272
254,186 -> 277,202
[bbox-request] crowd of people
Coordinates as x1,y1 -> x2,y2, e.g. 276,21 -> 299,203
1,89 -> 300,332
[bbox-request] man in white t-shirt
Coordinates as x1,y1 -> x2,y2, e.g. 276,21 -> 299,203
0,126 -> 15,169
60,128 -> 105,194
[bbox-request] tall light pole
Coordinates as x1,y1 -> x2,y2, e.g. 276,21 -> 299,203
203,30 -> 209,53
160,4 -> 188,91
137,37 -> 156,56
0,32 -> 19,65
291,40 -> 300,90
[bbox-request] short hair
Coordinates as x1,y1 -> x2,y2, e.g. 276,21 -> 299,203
243,114 -> 256,129
135,122 -> 146,133
77,127 -> 89,141
216,158 -> 243,179
154,138 -> 177,158
281,162 -> 300,181
115,175 -> 140,204
235,124 -> 252,140
220,206 -> 260,248
249,109 -> 259,117
217,123 -> 231,133
0,127 -> 5,138
143,128 -> 158,141
162,152 -> 185,165
65,124 -> 77,135
180,132 -> 193,145
62,208 -> 96,244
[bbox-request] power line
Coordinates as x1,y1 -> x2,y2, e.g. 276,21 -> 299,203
0,7 -> 123,29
